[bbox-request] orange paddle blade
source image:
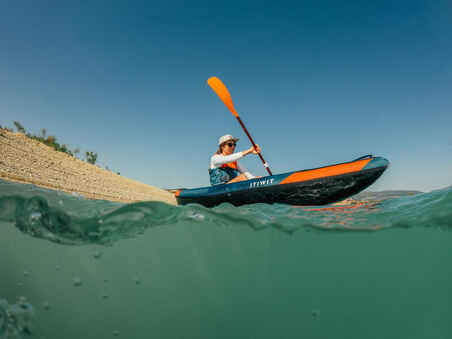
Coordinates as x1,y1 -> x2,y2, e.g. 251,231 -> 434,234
207,77 -> 239,117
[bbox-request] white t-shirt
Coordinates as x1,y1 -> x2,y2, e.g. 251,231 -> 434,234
210,152 -> 255,179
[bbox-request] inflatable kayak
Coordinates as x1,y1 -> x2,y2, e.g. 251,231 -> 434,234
175,155 -> 389,207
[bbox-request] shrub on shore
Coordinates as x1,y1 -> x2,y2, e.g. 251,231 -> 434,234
85,151 -> 98,165
1,122 -> 98,165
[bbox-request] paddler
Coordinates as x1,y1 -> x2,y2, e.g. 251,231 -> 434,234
209,134 -> 260,185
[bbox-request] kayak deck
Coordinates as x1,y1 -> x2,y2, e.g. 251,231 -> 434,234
176,155 -> 389,207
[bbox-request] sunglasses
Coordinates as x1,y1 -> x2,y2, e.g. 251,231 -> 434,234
225,142 -> 236,147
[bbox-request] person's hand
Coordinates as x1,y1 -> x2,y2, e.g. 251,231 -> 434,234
248,144 -> 261,155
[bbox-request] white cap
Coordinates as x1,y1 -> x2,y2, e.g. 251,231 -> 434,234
218,134 -> 239,146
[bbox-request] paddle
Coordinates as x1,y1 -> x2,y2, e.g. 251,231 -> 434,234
207,76 -> 273,176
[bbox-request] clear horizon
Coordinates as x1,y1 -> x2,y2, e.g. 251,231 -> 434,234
1,1 -> 451,192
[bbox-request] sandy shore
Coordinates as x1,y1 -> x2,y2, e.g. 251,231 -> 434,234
0,129 -> 177,205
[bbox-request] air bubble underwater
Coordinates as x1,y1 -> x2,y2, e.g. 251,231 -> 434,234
72,277 -> 83,287
311,309 -> 321,320
42,301 -> 50,310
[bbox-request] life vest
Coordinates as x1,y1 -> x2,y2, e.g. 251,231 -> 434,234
221,161 -> 238,170
209,161 -> 240,185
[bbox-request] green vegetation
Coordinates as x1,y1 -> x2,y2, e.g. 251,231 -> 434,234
85,151 -> 98,165
1,122 -> 99,166
13,121 -> 26,134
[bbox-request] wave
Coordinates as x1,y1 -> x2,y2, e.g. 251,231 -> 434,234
0,180 -> 451,246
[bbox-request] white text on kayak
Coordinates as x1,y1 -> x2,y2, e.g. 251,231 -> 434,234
250,178 -> 275,188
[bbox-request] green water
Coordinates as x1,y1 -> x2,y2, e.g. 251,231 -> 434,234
0,180 -> 451,338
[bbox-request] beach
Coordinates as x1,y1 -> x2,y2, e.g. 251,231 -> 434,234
0,128 -> 177,205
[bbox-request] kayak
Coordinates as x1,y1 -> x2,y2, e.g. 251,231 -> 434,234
175,155 -> 389,207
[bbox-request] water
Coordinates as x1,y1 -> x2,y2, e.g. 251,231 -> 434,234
0,179 -> 451,339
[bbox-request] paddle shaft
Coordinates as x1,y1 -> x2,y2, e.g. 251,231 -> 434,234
236,116 -> 272,176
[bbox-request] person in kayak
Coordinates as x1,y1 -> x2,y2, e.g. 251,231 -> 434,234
209,134 -> 261,185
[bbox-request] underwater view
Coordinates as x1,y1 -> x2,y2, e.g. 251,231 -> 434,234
1,179 -> 451,339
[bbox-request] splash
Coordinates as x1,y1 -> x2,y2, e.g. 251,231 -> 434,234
0,297 -> 34,338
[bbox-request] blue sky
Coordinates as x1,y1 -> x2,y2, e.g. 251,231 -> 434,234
1,0 -> 451,192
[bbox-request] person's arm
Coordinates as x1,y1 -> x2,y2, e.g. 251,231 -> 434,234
211,145 -> 262,168
211,152 -> 245,168
237,163 -> 256,179
242,144 -> 261,156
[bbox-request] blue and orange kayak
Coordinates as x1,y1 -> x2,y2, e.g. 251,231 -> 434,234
175,155 -> 389,207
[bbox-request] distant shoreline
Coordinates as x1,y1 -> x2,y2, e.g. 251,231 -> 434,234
0,129 -> 177,205
353,190 -> 423,200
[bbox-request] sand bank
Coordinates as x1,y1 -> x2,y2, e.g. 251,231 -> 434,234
0,129 -> 177,205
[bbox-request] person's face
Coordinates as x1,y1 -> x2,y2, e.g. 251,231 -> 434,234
221,141 -> 236,155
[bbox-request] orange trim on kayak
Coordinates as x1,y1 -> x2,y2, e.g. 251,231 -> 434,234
280,159 -> 372,185
175,189 -> 182,197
